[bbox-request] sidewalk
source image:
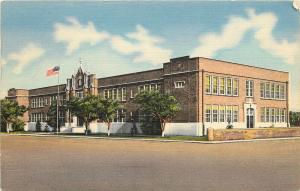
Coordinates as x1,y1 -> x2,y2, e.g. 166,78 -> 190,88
1,132 -> 300,144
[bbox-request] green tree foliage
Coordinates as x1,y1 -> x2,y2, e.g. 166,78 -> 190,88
47,101 -> 66,132
35,120 -> 42,132
134,91 -> 180,136
0,99 -> 27,132
97,98 -> 120,136
67,95 -> 100,135
11,118 -> 25,131
290,111 -> 300,127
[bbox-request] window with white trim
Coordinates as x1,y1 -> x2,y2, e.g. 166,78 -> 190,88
219,105 -> 225,122
226,78 -> 232,95
226,106 -> 233,123
205,75 -> 211,94
246,80 -> 253,97
205,105 -> 212,122
130,89 -> 134,98
219,77 -> 225,95
121,87 -> 126,101
212,105 -> 218,122
233,79 -> 238,96
175,81 -> 185,89
233,106 -> 238,122
212,77 -> 218,94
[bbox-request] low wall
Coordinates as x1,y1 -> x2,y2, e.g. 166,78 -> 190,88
163,123 -> 203,136
208,128 -> 300,141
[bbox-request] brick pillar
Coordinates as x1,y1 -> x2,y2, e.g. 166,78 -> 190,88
207,128 -> 214,141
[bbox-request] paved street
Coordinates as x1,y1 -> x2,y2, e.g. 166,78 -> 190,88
1,135 -> 300,191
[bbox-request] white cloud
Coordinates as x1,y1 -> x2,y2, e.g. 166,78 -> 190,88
110,25 -> 172,65
54,17 -> 110,55
8,43 -> 45,74
192,9 -> 300,65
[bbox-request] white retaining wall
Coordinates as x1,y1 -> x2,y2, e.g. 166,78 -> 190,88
163,123 -> 203,136
26,122 -> 54,131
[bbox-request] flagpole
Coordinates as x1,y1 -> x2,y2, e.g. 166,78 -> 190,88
57,67 -> 60,134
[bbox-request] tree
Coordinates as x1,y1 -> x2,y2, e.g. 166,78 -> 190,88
134,91 -> 180,137
97,98 -> 120,136
47,101 -> 66,132
67,95 -> 99,135
290,111 -> 300,127
0,99 -> 27,132
35,120 -> 42,132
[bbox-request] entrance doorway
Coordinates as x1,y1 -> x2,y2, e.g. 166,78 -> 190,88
246,108 -> 254,128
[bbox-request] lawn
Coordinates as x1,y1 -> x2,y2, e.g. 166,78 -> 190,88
1,131 -> 208,141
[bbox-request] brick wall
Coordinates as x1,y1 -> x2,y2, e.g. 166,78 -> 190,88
208,128 -> 300,141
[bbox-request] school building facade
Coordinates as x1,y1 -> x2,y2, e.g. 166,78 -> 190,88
6,56 -> 289,136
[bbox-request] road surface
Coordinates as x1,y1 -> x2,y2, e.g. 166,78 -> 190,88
1,135 -> 300,191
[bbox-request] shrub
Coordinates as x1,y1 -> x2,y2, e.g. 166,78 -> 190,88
12,119 -> 25,131
35,120 -> 42,132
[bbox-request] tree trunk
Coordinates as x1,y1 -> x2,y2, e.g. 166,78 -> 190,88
160,119 -> 166,137
6,123 -> 10,133
107,122 -> 111,136
85,121 -> 89,135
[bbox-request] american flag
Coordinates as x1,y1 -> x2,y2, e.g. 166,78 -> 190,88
46,66 -> 60,77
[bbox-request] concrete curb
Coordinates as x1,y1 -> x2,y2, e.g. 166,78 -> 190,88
1,133 -> 300,144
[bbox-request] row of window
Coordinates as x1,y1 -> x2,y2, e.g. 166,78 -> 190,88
103,87 -> 127,101
260,82 -> 286,100
205,105 -> 239,123
103,83 -> 162,101
30,96 -> 57,108
205,75 -> 239,96
260,107 -> 286,123
29,113 -> 48,122
29,112 -> 65,122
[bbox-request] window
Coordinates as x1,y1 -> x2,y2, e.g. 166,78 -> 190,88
121,87 -> 126,101
108,89 -> 112,99
205,75 -> 211,94
44,98 -> 48,106
280,85 -> 285,99
212,105 -> 218,122
260,107 -> 265,122
150,84 -> 156,91
260,83 -> 265,98
226,106 -> 232,123
175,81 -> 185,88
246,80 -> 253,97
226,78 -> 232,95
130,90 -> 134,98
233,79 -> 238,96
271,108 -> 275,123
205,105 -> 212,122
233,106 -> 238,122
281,109 -> 286,122
139,85 -> 144,93
119,89 -> 123,99
276,108 -> 280,122
76,91 -> 84,98
266,108 -> 270,122
212,77 -> 218,94
145,84 -> 150,91
271,83 -> 275,99
219,77 -> 225,95
112,88 -> 118,100
219,105 -> 225,122
275,84 -> 280,99
265,83 -> 270,98
120,109 -> 126,122
104,89 -> 109,99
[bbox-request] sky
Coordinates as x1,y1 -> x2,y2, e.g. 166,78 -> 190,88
1,1 -> 300,111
